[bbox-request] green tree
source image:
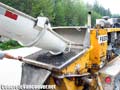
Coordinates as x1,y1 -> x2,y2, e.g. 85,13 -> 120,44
31,0 -> 54,22
0,0 -> 112,26
53,0 -> 66,26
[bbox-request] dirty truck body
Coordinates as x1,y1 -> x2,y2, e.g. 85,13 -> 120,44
0,2 -> 120,90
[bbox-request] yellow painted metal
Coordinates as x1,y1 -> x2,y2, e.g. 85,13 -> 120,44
90,29 -> 108,65
54,51 -> 90,90
49,77 -> 67,90
58,28 -> 108,90
49,50 -> 90,90
49,77 -> 84,90
63,78 -> 84,90
49,28 -> 120,90
62,50 -> 90,74
107,28 -> 120,32
97,73 -> 104,90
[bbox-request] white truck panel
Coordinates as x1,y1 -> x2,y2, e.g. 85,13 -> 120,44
99,56 -> 120,90
0,2 -> 67,54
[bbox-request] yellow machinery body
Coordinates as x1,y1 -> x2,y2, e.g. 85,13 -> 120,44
48,28 -> 120,90
0,3 -> 120,90
0,2 -> 120,90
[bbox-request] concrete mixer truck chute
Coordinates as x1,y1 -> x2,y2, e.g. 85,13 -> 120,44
0,2 -> 89,55
0,2 -> 69,55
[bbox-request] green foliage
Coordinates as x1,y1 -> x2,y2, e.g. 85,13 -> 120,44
112,14 -> 120,18
31,0 -> 54,21
0,0 -> 113,26
93,1 -> 111,17
53,0 -> 66,26
0,40 -> 22,50
0,0 -> 115,49
91,11 -> 101,26
73,0 -> 87,25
